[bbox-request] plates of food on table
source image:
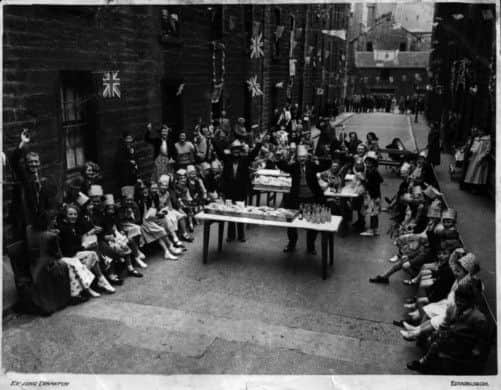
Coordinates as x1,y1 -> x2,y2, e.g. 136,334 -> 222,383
204,202 -> 299,222
324,184 -> 363,198
253,174 -> 292,193
255,169 -> 290,177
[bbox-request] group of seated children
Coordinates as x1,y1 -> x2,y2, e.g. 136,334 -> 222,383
368,155 -> 489,374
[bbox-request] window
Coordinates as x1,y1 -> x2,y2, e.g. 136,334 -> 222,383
367,5 -> 376,27
60,72 -> 94,171
274,8 -> 281,26
210,6 -> 223,41
289,15 -> 296,57
273,8 -> 282,59
399,42 -> 407,51
366,41 -> 373,51
160,7 -> 180,42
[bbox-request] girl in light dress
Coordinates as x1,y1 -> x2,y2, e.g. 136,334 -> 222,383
149,177 -> 191,247
58,203 -> 115,298
126,183 -> 183,261
100,194 -> 143,278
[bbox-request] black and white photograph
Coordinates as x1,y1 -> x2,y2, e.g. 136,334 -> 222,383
1,0 -> 498,388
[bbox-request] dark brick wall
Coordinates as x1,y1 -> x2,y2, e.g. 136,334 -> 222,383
3,4 -> 348,237
3,5 -> 161,193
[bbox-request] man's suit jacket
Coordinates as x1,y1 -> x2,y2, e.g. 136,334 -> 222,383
144,130 -> 174,160
277,159 -> 329,208
9,146 -> 58,240
215,143 -> 262,201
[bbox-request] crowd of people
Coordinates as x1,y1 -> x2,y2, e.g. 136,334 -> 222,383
344,93 -> 425,115
6,99 -> 491,374
367,147 -> 490,374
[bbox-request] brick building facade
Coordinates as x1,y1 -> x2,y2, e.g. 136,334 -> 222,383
3,4 -> 349,239
347,3 -> 432,99
426,2 -> 496,196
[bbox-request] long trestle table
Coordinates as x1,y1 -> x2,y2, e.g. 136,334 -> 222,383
195,212 -> 343,280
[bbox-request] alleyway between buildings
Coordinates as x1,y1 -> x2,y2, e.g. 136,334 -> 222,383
2,113 -> 495,374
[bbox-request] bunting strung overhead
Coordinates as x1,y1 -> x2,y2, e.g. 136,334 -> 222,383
247,75 -> 264,97
275,25 -> 285,40
211,41 -> 225,103
321,29 -> 346,40
176,83 -> 184,96
289,59 -> 297,76
250,33 -> 264,59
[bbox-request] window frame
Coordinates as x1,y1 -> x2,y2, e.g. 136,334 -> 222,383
159,6 -> 182,46
59,71 -> 96,174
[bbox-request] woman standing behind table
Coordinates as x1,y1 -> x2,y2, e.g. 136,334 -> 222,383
174,131 -> 196,169
194,125 -> 214,163
366,132 -> 380,156
345,132 -> 362,155
463,127 -> 491,194
145,122 -> 175,182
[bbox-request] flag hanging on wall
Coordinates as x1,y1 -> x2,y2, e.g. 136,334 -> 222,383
102,71 -> 121,98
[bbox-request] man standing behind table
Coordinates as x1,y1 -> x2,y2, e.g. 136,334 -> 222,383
214,134 -> 264,242
276,145 -> 329,254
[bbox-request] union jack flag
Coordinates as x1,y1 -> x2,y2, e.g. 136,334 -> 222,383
102,71 -> 121,98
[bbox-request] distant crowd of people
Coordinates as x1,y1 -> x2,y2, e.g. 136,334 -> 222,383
344,93 -> 424,115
